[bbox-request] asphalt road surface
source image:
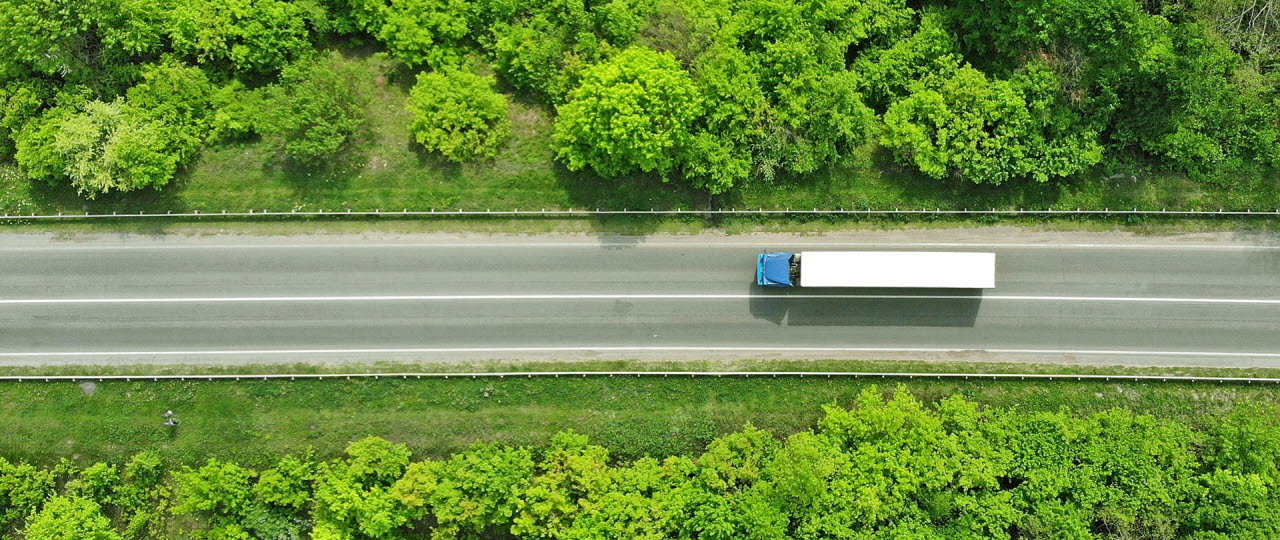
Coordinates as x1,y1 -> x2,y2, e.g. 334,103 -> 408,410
3,232 -> 1280,366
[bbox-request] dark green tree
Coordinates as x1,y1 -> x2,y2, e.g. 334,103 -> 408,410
257,54 -> 368,166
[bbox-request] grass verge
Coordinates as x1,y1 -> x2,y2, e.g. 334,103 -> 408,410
3,358 -> 1279,468
3,214 -> 1280,238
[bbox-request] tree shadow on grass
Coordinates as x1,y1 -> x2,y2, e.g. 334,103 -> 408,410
553,165 -> 713,243
717,146 -> 1068,212
266,155 -> 363,209
23,173 -> 192,216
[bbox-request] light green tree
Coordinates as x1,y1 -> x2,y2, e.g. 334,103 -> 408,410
407,71 -> 510,162
553,47 -> 702,179
23,497 -> 121,540
167,0 -> 315,74
511,431 -> 614,538
392,442 -> 534,537
375,0 -> 473,69
312,437 -> 414,539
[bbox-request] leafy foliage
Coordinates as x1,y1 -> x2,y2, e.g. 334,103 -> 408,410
2,391 -> 1280,537
21,497 -> 120,540
0,0 -> 1278,201
257,54 -> 369,166
554,47 -> 702,180
167,0 -> 317,75
882,64 -> 1103,184
10,62 -> 214,197
375,0 -> 474,69
408,70 -> 511,162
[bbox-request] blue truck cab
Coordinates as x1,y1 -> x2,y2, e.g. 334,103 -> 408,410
756,252 -> 796,287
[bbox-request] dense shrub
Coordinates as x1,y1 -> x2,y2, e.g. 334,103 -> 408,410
10,63 -> 213,197
554,47 -> 702,180
407,70 -> 511,162
167,0 -> 317,75
374,0 -> 474,69
256,55 -> 369,166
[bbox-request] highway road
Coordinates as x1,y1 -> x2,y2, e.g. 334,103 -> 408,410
3,232 -> 1280,366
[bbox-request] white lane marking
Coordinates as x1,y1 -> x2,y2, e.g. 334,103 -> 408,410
3,294 -> 1280,305
1,347 -> 1279,358
0,242 -> 1278,251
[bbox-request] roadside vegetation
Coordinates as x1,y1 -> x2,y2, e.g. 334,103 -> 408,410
2,379 -> 1280,538
0,0 -> 1277,220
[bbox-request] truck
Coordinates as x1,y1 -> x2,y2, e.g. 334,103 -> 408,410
756,251 -> 996,288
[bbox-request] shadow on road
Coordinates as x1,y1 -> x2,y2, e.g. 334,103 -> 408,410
748,286 -> 983,327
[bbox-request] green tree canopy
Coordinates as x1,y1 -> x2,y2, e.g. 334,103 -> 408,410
407,70 -> 511,162
168,0 -> 317,75
882,64 -> 1102,184
374,0 -> 474,69
553,47 -> 702,180
257,54 -> 368,166
21,497 -> 121,540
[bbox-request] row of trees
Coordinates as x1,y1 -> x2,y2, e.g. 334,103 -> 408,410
0,0 -> 1278,198
3,387 -> 1280,539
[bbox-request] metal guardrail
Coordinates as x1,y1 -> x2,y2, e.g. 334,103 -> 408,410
1,208 -> 1279,220
4,371 -> 1279,383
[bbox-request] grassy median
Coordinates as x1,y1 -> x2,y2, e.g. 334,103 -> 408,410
4,359 -> 1280,468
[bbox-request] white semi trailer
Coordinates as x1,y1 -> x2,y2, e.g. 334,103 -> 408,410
756,251 -> 996,288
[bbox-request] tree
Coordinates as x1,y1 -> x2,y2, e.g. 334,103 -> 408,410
392,443 -> 534,536
312,437 -> 414,539
53,100 -> 180,197
0,458 -> 57,529
491,20 -> 564,95
407,70 -> 510,162
682,45 -> 766,192
22,497 -> 121,540
375,0 -> 473,69
511,431 -> 614,538
257,55 -> 368,166
0,79 -> 56,159
1196,0 -> 1280,70
853,12 -> 963,111
882,65 -> 1102,184
554,47 -> 702,179
168,0 -> 316,75
0,0 -> 91,79
758,68 -> 876,179
1113,19 -> 1280,175
12,65 -> 215,198
124,61 -> 216,163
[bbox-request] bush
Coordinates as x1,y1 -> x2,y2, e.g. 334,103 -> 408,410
553,47 -> 702,179
21,497 -> 120,540
374,0 -> 474,69
256,55 -> 368,166
167,0 -> 317,75
882,65 -> 1102,184
11,64 -> 214,197
55,100 -> 180,197
0,80 -> 56,159
407,70 -> 510,162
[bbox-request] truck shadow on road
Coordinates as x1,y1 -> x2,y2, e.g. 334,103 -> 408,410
747,287 -> 983,327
